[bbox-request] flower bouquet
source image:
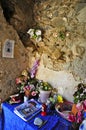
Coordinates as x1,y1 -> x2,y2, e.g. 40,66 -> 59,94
37,80 -> 53,103
15,69 -> 39,98
68,83 -> 86,129
15,59 -> 40,99
37,81 -> 52,91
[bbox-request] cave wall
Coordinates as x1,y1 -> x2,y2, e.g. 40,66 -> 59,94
32,0 -> 86,77
0,0 -> 35,46
0,0 -> 86,101
0,5 -> 29,101
30,0 -> 86,101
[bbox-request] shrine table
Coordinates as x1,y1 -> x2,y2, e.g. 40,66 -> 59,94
1,102 -> 73,130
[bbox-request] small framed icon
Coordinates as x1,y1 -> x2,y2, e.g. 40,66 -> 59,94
2,39 -> 15,58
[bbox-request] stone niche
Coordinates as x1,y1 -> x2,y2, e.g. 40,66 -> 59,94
0,0 -> 86,102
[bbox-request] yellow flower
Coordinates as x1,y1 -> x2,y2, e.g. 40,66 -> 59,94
21,70 -> 28,77
57,95 -> 63,103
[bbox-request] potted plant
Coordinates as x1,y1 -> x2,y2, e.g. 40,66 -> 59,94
37,81 -> 53,103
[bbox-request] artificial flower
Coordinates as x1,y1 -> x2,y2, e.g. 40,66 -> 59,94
73,83 -> 86,104
38,81 -> 52,91
76,103 -> 83,111
31,91 -> 37,96
76,111 -> 82,123
68,113 -> 76,122
21,70 -> 28,77
36,36 -> 42,42
16,77 -> 22,84
68,83 -> 86,129
35,29 -> 41,36
57,95 -> 63,103
30,59 -> 40,78
83,100 -> 86,110
27,28 -> 42,42
27,29 -> 34,38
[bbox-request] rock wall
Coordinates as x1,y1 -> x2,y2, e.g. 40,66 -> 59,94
0,5 -> 29,101
0,0 -> 86,101
0,0 -> 35,46
31,0 -> 86,101
33,0 -> 86,77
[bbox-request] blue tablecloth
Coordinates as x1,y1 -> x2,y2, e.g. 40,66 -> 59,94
0,112 -> 2,130
1,102 -> 72,130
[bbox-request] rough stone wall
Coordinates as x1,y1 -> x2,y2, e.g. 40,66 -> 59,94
0,5 -> 29,101
33,0 -> 86,78
31,0 -> 86,101
0,0 -> 35,46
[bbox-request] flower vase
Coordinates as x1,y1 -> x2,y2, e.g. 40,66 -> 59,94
39,89 -> 51,103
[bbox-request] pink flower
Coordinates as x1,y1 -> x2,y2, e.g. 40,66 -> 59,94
16,78 -> 22,84
68,113 -> 76,122
24,85 -> 30,91
76,111 -> 82,123
31,91 -> 37,96
76,103 -> 83,111
83,100 -> 86,110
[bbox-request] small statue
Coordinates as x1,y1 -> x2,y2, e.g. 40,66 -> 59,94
41,103 -> 47,116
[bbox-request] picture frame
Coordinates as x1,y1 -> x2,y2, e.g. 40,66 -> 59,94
2,39 -> 15,58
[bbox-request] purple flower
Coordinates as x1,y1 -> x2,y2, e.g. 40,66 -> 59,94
30,59 -> 40,78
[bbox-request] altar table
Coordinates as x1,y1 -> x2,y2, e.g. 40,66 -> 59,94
1,102 -> 73,130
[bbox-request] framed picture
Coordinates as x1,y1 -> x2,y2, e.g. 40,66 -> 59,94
2,39 -> 15,58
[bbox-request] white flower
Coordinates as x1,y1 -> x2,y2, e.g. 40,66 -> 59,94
80,93 -> 84,97
30,84 -> 35,90
35,29 -> 41,36
83,88 -> 86,92
27,29 -> 34,37
36,36 -> 42,42
27,28 -> 42,42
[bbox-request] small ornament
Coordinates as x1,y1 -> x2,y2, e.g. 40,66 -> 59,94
41,103 -> 47,116
34,117 -> 43,126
